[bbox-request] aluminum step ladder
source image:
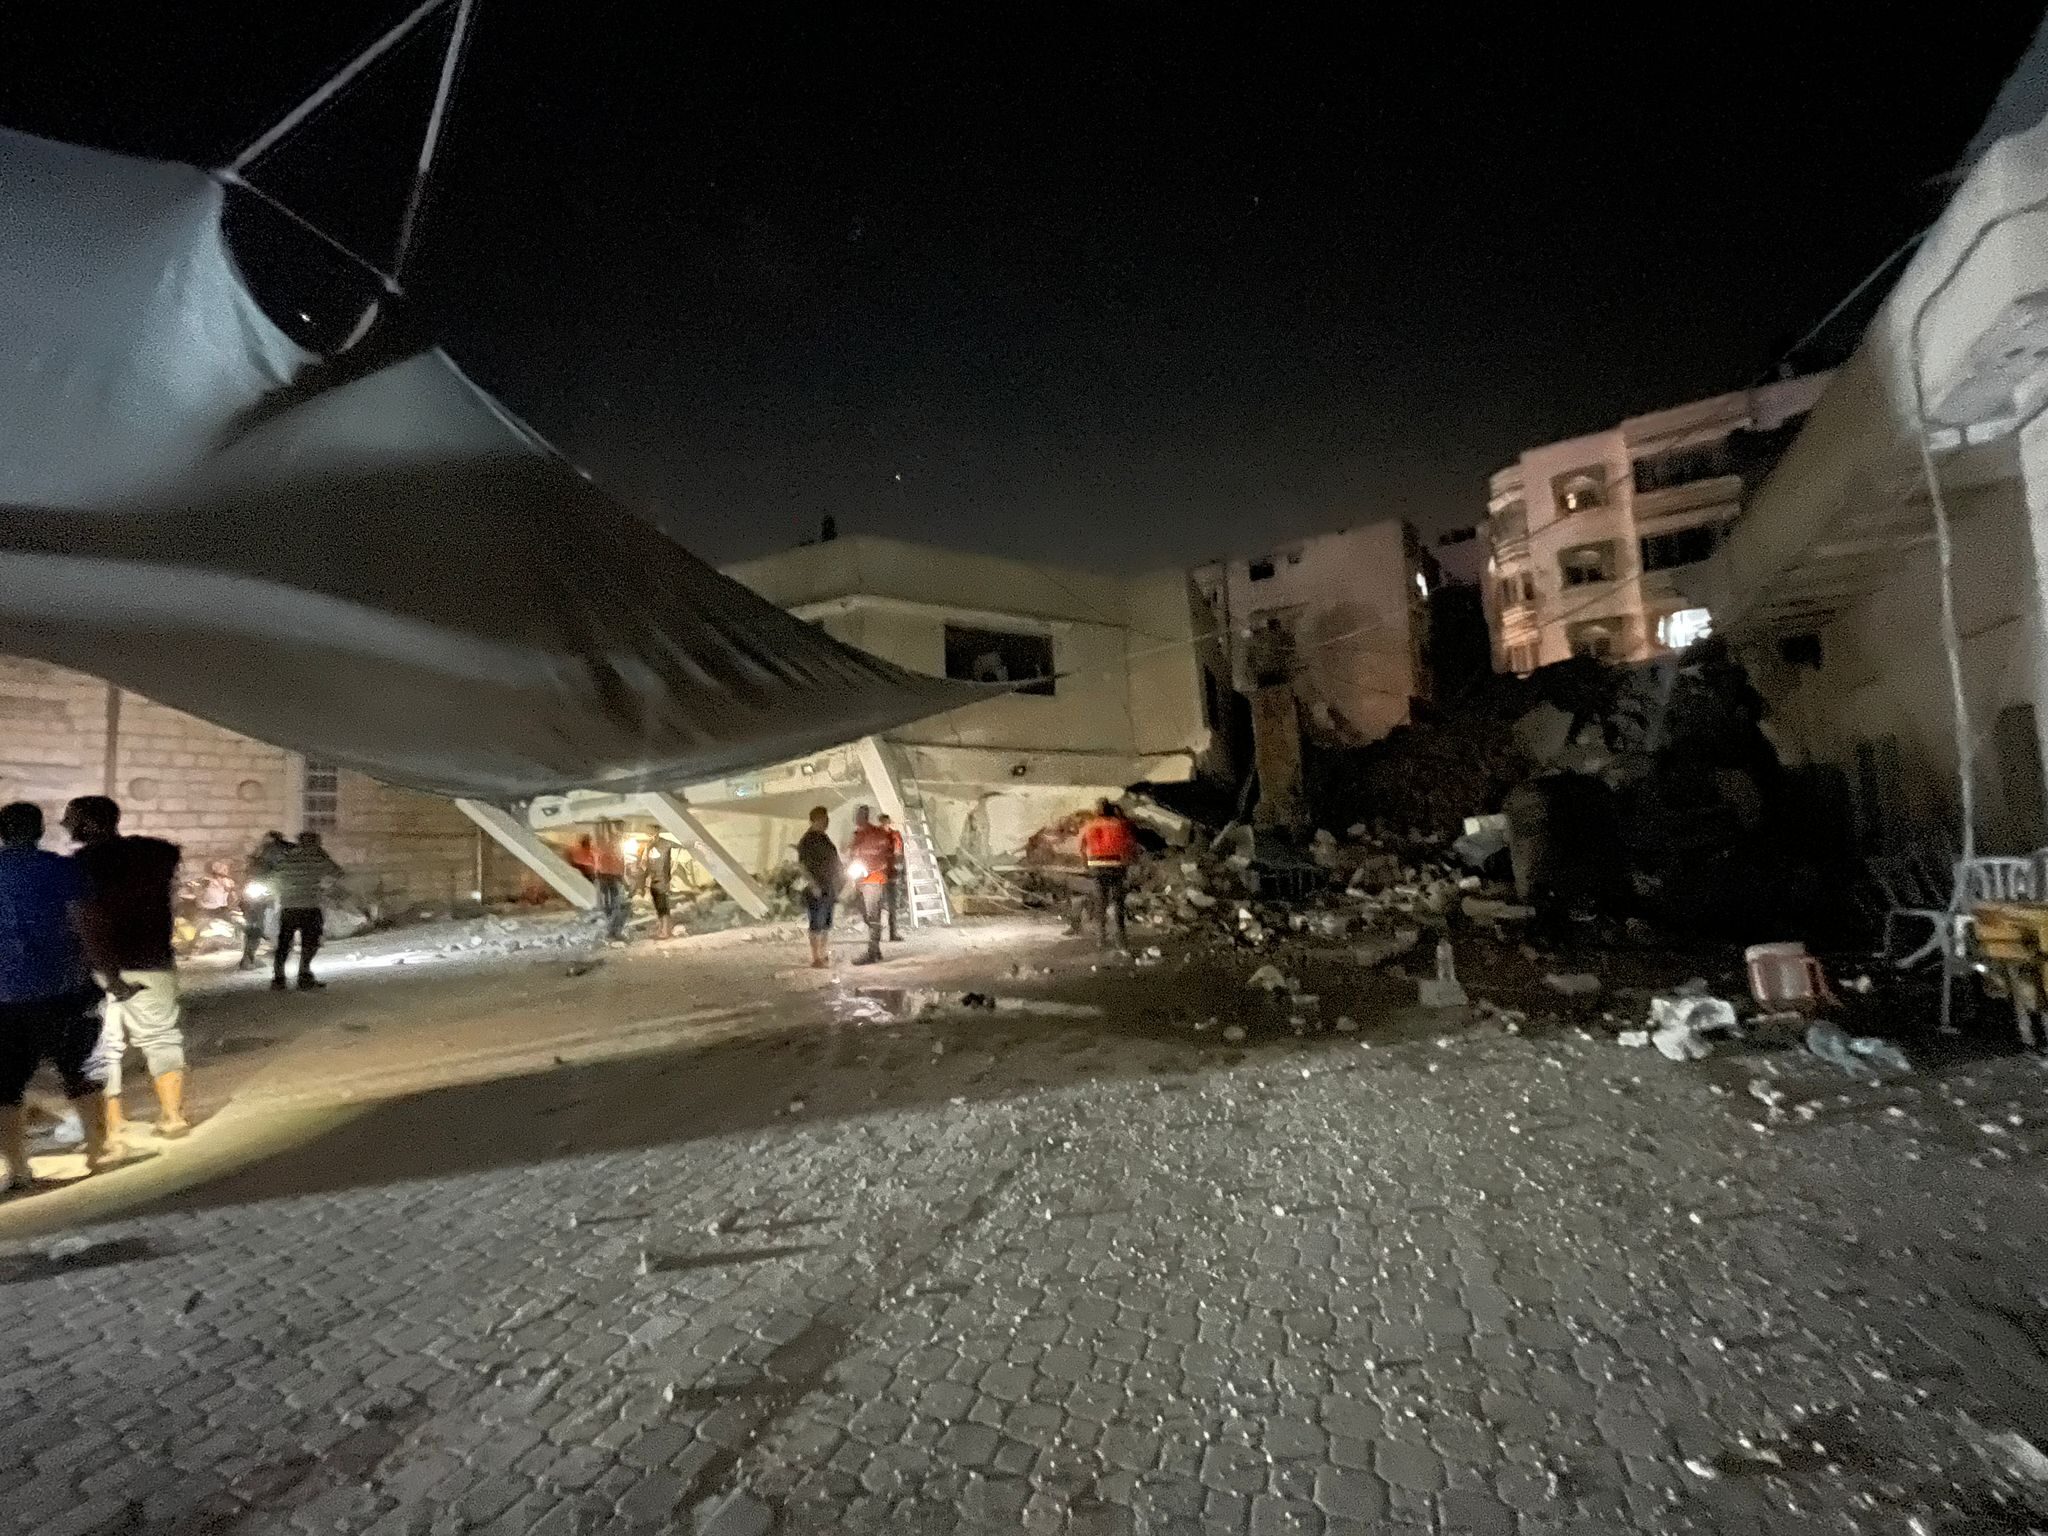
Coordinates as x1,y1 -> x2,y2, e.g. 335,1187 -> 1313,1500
856,736 -> 954,928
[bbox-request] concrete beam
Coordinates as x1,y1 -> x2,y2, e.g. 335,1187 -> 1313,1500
634,793 -> 771,919
855,735 -> 909,824
455,798 -> 596,909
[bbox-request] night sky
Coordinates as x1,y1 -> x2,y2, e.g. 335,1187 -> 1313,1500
3,5 -> 2041,569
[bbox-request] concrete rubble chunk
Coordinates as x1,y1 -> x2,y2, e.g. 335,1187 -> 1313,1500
1418,939 -> 1468,1009
1464,896 -> 1536,924
1543,972 -> 1601,996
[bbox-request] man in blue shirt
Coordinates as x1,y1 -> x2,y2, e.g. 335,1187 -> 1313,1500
0,801 -> 107,1190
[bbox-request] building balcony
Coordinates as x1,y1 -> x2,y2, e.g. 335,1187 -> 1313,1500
1631,475 -> 1743,525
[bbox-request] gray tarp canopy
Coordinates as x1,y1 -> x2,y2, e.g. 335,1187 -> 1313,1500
0,127 -> 981,801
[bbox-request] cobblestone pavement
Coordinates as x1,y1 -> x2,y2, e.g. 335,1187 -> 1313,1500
7,920 -> 2048,1533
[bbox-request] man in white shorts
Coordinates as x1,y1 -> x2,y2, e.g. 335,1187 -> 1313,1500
63,796 -> 189,1152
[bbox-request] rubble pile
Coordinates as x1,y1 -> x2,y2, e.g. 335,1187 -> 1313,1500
1309,642 -> 1851,941
1112,820 -> 1473,956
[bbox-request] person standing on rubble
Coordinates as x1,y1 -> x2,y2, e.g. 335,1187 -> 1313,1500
62,795 -> 189,1149
589,820 -> 630,944
240,830 -> 290,970
0,802 -> 109,1189
846,805 -> 895,966
877,812 -> 905,942
270,831 -> 344,991
796,806 -> 841,969
1077,799 -> 1141,951
641,836 -> 676,941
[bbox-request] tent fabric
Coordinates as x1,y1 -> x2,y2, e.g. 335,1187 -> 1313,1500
0,127 -> 983,800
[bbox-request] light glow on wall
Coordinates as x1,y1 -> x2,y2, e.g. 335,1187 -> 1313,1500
1658,607 -> 1714,649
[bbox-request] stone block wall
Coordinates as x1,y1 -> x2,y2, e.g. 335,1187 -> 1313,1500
0,656 -> 521,906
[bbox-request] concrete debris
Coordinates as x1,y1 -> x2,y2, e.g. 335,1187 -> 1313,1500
1247,965 -> 1291,993
1805,1020 -> 1911,1075
1352,928 -> 1421,967
1221,1024 -> 1247,1043
1618,1029 -> 1651,1049
1334,1015 -> 1358,1033
1543,972 -> 1601,997
1418,939 -> 1468,1009
1452,813 -> 1510,870
1462,896 -> 1535,924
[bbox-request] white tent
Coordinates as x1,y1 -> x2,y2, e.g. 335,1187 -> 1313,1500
0,126 -> 981,801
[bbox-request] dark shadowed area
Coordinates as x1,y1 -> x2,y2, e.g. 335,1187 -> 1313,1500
0,6 -> 2038,568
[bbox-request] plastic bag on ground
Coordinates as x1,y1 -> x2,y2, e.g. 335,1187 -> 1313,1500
1805,1020 -> 1911,1075
1647,983 -> 1739,1061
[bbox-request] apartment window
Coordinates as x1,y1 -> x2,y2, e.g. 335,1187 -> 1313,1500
944,625 -> 1055,696
1640,524 -> 1718,572
1633,440 -> 1737,493
1498,574 -> 1536,610
1507,641 -> 1540,675
1551,469 -> 1606,514
1247,614 -> 1298,687
1558,541 -> 1618,587
301,759 -> 340,833
1491,501 -> 1527,547
1656,607 -> 1714,650
1247,558 -> 1276,582
1566,619 -> 1626,660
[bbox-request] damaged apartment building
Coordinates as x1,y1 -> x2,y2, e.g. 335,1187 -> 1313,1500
0,535 -> 1217,923
1483,374 -> 1828,674
1190,520 -> 1435,822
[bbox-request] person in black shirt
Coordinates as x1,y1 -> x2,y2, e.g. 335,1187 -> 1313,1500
63,796 -> 189,1151
642,838 -> 675,941
794,806 -> 841,970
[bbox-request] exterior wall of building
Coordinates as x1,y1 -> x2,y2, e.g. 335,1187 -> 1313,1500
1486,376 -> 1828,672
1743,482 -> 2040,854
719,537 -> 1211,864
0,654 -> 519,908
1191,519 -> 1427,746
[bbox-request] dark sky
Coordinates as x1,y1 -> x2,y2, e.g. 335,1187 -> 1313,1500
3,5 -> 2042,568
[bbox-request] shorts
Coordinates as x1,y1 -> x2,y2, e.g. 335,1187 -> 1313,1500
649,886 -> 672,918
0,987 -> 107,1105
805,891 -> 836,932
97,969 -> 185,1096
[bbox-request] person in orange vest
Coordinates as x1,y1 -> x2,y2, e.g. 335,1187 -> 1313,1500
1077,799 -> 1142,950
877,813 -> 906,942
845,805 -> 896,965
589,819 -> 630,944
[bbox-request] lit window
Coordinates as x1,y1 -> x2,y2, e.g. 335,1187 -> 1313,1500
1552,468 -> 1607,514
1657,608 -> 1714,649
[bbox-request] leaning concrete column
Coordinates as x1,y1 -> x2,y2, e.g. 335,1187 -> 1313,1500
634,793 -> 772,919
454,798 -> 595,909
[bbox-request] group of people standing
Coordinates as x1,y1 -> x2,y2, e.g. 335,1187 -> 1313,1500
795,803 -> 907,967
0,799 -> 349,1193
566,820 -> 676,944
0,796 -> 187,1189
